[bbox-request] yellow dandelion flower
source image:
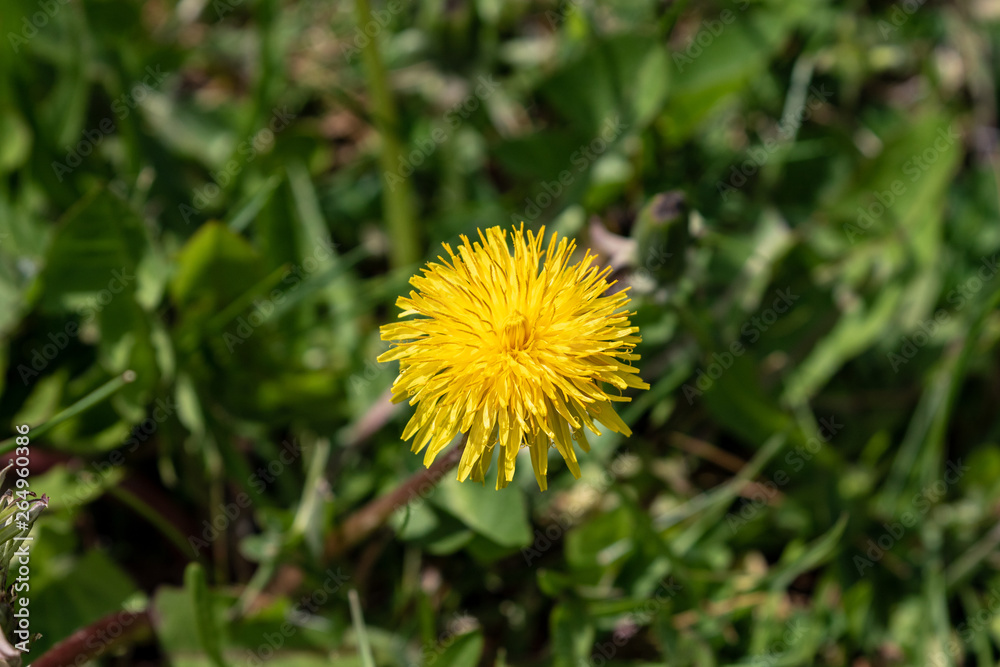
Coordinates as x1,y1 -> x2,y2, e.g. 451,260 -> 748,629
378,225 -> 649,491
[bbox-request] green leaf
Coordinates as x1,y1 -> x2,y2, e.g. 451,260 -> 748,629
664,12 -> 780,139
39,187 -> 149,312
0,105 -> 32,173
565,506 -> 633,573
431,477 -> 532,548
543,34 -> 669,131
170,221 -> 267,309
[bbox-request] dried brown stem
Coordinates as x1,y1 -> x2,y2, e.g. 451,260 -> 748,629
669,432 -> 746,473
30,609 -> 151,667
325,437 -> 467,559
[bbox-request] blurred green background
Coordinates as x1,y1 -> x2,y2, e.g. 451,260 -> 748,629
2,0 -> 1000,664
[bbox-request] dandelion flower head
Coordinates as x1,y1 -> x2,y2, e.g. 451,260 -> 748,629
378,225 -> 649,490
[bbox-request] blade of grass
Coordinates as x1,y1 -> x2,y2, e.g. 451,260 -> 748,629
656,432 -> 787,538
348,589 -> 376,667
288,437 -> 331,558
767,514 -> 848,592
879,282 -> 1000,514
924,522 -> 953,667
0,371 -> 136,454
204,265 -> 290,334
227,173 -> 283,232
945,519 -> 1000,587
231,540 -> 280,620
354,0 -> 419,268
287,159 -> 363,348
268,246 -> 370,320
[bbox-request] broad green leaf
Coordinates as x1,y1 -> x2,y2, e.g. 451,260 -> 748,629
664,13 -> 782,139
431,476 -> 532,548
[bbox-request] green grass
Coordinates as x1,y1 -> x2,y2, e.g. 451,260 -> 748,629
2,0 -> 1000,665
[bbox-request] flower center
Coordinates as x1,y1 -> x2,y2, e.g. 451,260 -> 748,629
500,311 -> 532,352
